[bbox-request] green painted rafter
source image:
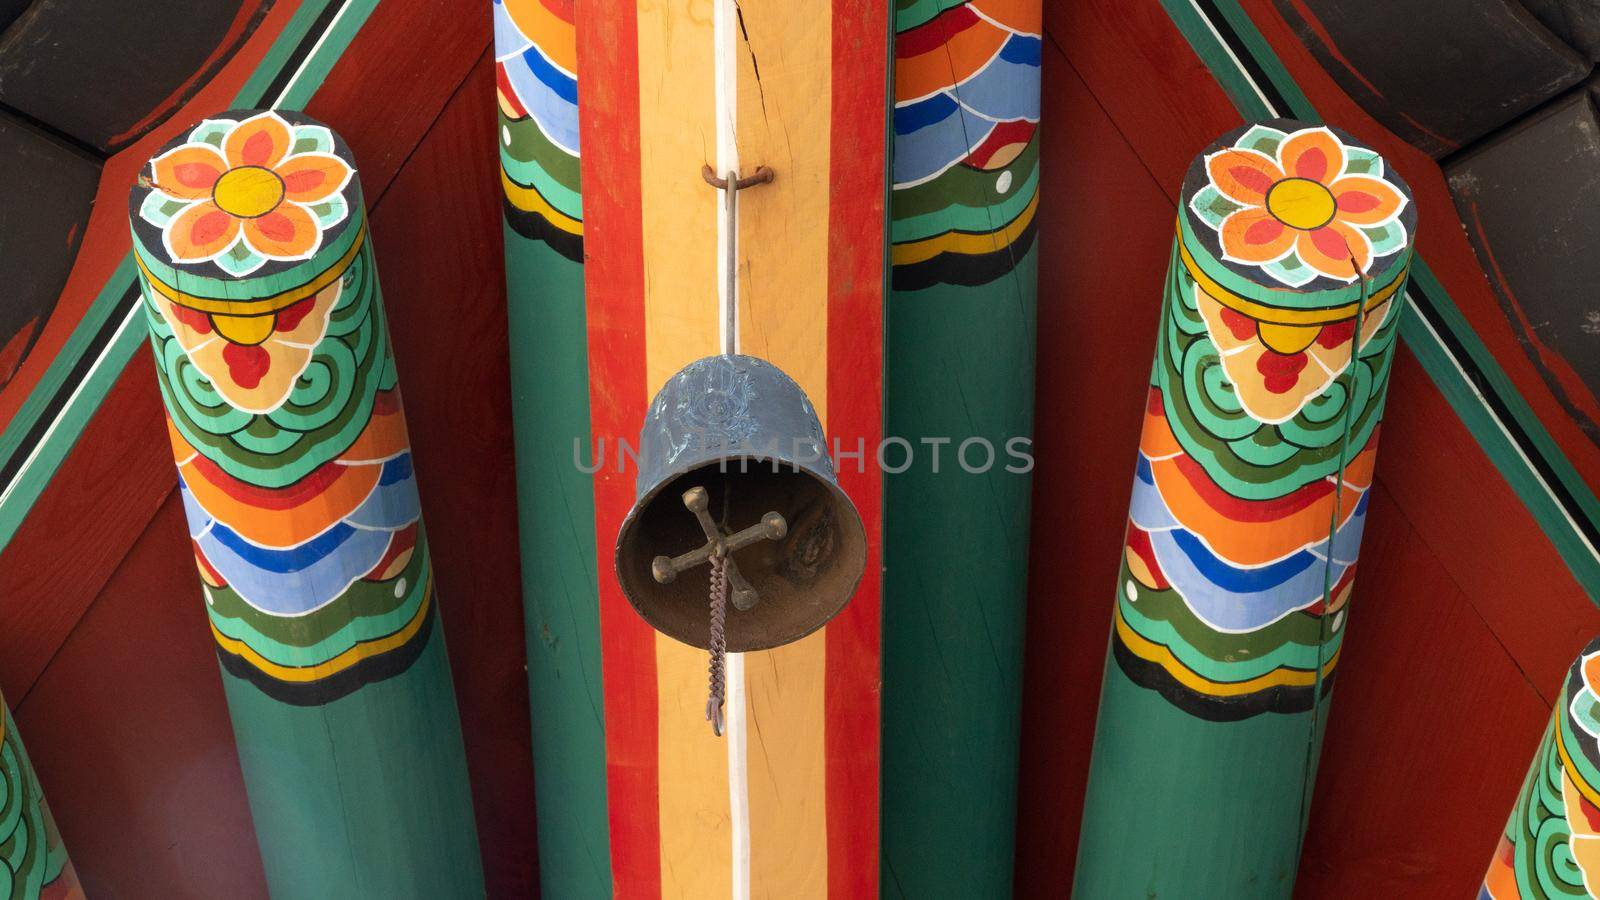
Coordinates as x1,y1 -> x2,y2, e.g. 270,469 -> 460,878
1157,0 -> 1600,596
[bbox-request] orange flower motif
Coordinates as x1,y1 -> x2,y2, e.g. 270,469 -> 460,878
144,112 -> 353,275
1200,127 -> 1406,283
136,111 -> 362,412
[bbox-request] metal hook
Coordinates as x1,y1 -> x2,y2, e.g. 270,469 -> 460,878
700,165 -> 775,191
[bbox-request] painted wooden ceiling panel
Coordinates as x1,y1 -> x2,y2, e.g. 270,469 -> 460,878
0,113 -> 98,391
1448,87 -> 1600,453
1275,0 -> 1590,157
0,0 -> 270,153
0,0 -> 27,35
1521,0 -> 1600,61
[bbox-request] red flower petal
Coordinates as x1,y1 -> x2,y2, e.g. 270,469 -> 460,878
1205,148 -> 1285,206
150,144 -> 228,200
221,342 -> 271,389
1219,307 -> 1258,341
275,297 -> 317,331
223,112 -> 292,170
1277,128 -> 1346,185
275,153 -> 352,204
1329,175 -> 1406,226
164,201 -> 241,262
1315,319 -> 1356,349
1255,350 -> 1308,394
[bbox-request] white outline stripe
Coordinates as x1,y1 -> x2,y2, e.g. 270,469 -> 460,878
715,0 -> 741,359
725,650 -> 750,898
713,0 -> 752,896
272,0 -> 359,109
1186,0 -> 1275,114
0,299 -> 141,512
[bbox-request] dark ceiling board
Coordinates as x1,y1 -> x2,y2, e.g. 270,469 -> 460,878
0,112 -> 97,390
1521,0 -> 1600,62
0,0 -> 261,152
1447,87 -> 1600,450
1274,0 -> 1591,156
0,0 -> 29,35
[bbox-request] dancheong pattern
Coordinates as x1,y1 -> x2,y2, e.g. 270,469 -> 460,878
1112,121 -> 1416,720
0,696 -> 80,900
494,0 -> 581,261
130,110 -> 438,705
892,0 -> 1040,290
1483,636 -> 1600,899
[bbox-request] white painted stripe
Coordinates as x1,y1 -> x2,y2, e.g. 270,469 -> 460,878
715,0 -> 741,358
724,650 -> 750,896
1185,0 -> 1276,115
713,0 -> 751,896
966,4 -> 1038,38
1405,290 -> 1600,561
272,0 -> 359,109
0,298 -> 141,512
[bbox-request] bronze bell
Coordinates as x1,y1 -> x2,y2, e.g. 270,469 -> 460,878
615,354 -> 867,651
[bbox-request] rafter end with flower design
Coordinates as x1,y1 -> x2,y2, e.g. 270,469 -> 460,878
1188,125 -> 1409,289
139,111 -> 356,278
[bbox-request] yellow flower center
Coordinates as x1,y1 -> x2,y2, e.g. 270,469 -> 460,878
1265,177 -> 1336,230
212,166 -> 284,218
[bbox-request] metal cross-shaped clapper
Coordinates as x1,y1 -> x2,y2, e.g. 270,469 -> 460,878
650,486 -> 786,611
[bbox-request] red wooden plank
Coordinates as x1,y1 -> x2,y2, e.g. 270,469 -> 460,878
1374,348 -> 1600,693
304,0 -> 491,202
0,362 -> 173,695
825,0 -> 888,894
572,3 -> 660,894
366,53 -> 537,896
15,495 -> 268,898
1299,485 -> 1552,897
1014,34 -> 1182,893
1042,0 -> 1243,196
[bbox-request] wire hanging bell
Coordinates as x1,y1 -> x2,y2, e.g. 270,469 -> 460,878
615,353 -> 867,652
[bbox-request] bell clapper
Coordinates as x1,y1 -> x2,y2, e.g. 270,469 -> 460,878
647,484 -> 787,736
648,485 -> 787,610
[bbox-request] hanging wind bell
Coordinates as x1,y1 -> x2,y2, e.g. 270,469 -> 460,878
615,160 -> 868,736
614,354 -> 868,657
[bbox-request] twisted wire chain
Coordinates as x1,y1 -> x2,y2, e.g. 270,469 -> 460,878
706,547 -> 729,736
